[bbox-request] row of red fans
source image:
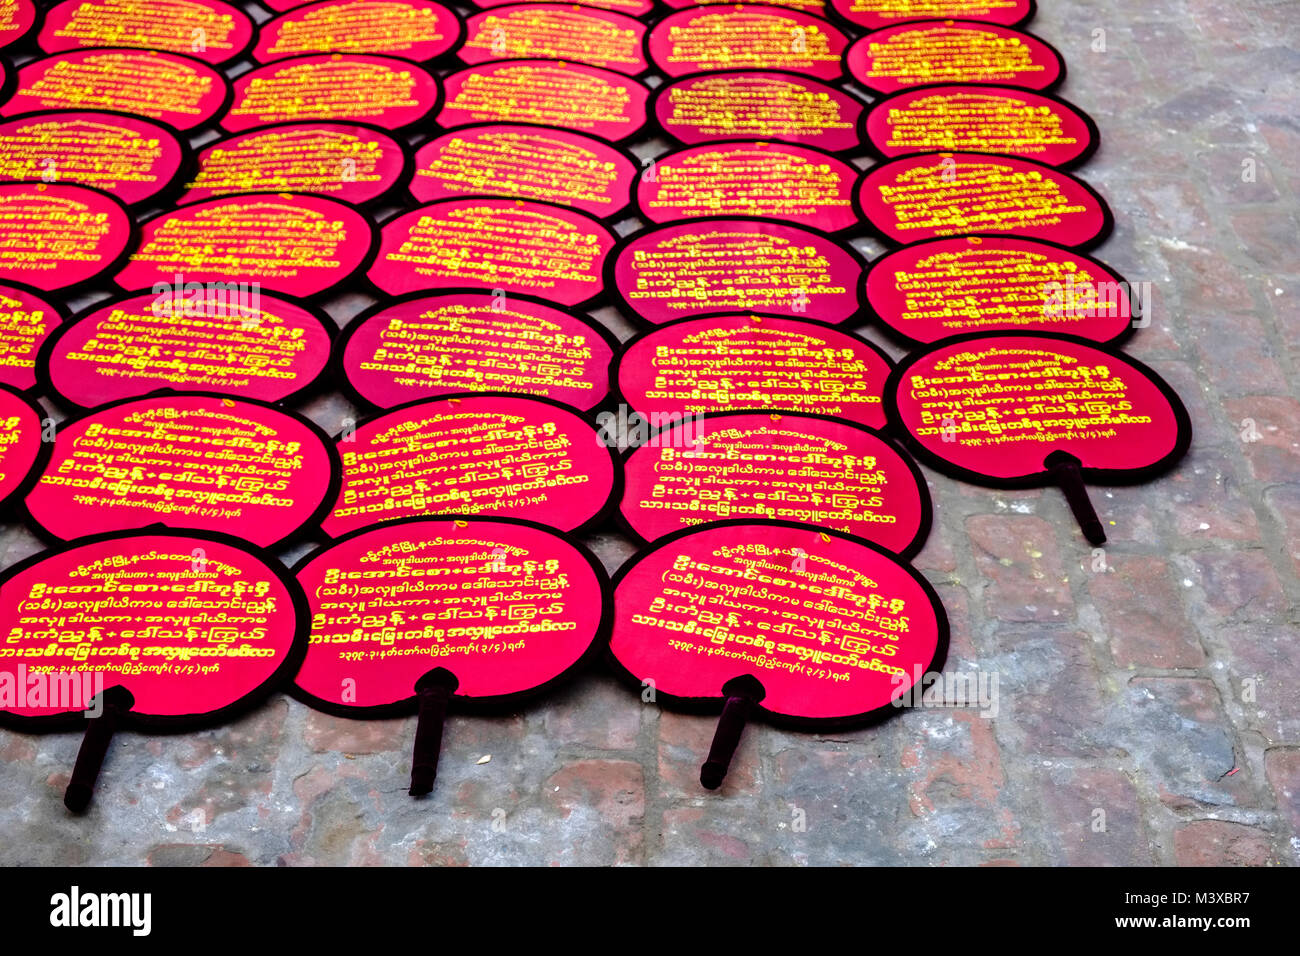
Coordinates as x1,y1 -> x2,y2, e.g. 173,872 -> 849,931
0,0 -> 1188,814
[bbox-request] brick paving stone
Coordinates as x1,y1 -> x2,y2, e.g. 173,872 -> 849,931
1088,556 -> 1205,668
1224,396 -> 1300,484
1125,678 -> 1247,809
986,629 -> 1119,759
1216,624 -> 1300,744
1197,147 -> 1282,204
895,710 -> 1022,860
1230,210 -> 1300,272
933,584 -> 976,667
1263,484 -> 1300,580
657,710 -> 760,800
1263,749 -> 1300,859
1159,247 -> 1259,315
1148,359 -> 1235,449
912,481 -> 958,574
1165,449 -> 1263,542
541,675 -> 642,752
1089,487 -> 1164,546
1173,820 -> 1277,866
302,710 -> 409,756
966,516 -> 1074,622
1259,121 -> 1300,196
1188,312 -> 1289,397
1039,768 -> 1152,866
1177,549 -> 1289,624
656,807 -> 756,866
542,760 -> 646,865
765,745 -> 913,866
1265,275 -> 1300,353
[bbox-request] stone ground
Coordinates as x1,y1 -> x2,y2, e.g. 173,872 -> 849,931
2,0 -> 1299,866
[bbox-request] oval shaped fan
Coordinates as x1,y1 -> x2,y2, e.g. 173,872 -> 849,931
0,529 -> 307,812
646,7 -> 849,81
253,0 -> 463,64
633,140 -> 860,233
858,152 -> 1112,249
885,332 -> 1192,544
437,60 -> 650,143
459,4 -> 648,76
115,192 -> 376,299
609,520 -> 948,789
0,111 -> 188,207
409,125 -> 636,221
320,392 -> 619,539
619,409 -> 931,556
24,392 -> 339,549
39,290 -> 334,409
292,516 -> 609,796
615,313 -> 893,428
846,20 -> 1064,96
369,198 -> 613,306
651,71 -> 865,153
181,122 -> 410,207
335,290 -> 616,413
864,235 -> 1138,346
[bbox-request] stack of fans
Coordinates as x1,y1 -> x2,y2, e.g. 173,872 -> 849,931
0,0 -> 1188,810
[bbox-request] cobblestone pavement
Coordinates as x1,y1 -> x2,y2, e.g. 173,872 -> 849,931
1,0 -> 1298,866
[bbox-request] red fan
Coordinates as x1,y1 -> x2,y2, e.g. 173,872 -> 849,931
863,85 -> 1099,169
2,49 -> 232,132
864,235 -> 1138,346
291,516 -> 609,796
609,521 -> 948,789
38,0 -> 255,64
438,60 -> 650,144
409,125 -> 637,221
334,290 -> 617,412
858,152 -> 1112,249
0,529 -> 307,811
115,193 -> 377,299
846,20 -> 1064,95
633,140 -> 860,233
0,182 -> 134,293
609,221 -> 866,325
614,314 -> 893,428
179,122 -> 411,207
665,0 -> 827,11
369,198 -> 613,306
618,409 -> 931,556
320,392 -> 619,539
24,392 -> 340,549
831,0 -> 1034,31
221,54 -> 440,133
37,289 -> 335,409
0,382 -> 49,512
0,0 -> 37,52
0,282 -> 63,392
0,111 -> 188,207
252,0 -> 463,64
469,0 -> 652,12
646,7 -> 849,81
885,332 -> 1192,544
459,5 -> 649,76
651,71 -> 866,153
